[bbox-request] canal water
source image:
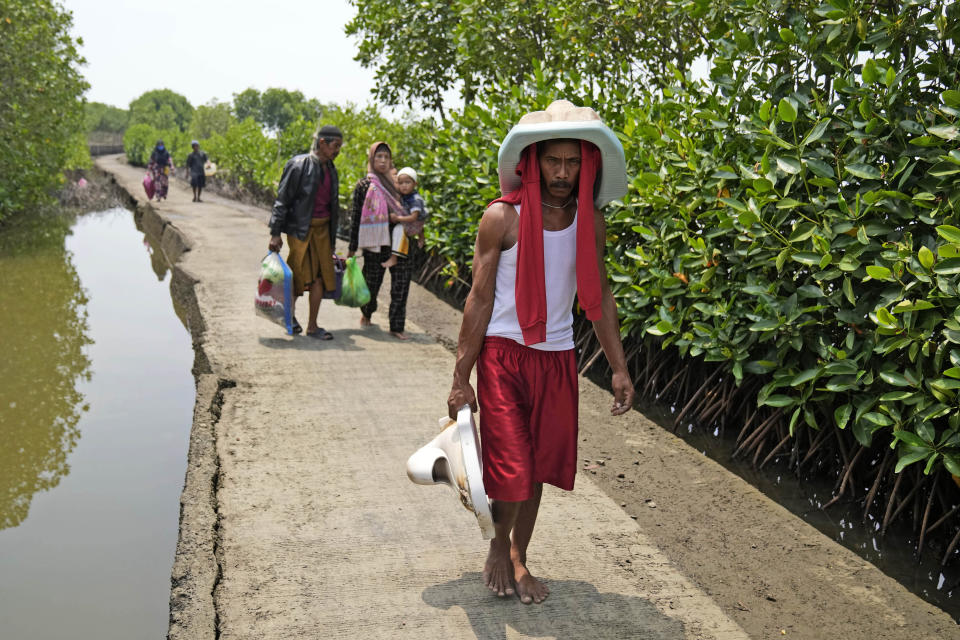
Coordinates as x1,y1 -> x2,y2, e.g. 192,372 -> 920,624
0,206 -> 194,639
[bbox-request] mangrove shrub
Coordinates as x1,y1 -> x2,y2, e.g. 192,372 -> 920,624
0,0 -> 88,221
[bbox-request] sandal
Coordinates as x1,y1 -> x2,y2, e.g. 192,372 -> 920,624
307,328 -> 333,340
292,317 -> 303,334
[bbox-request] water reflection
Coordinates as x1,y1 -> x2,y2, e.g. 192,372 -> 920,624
0,211 -> 91,530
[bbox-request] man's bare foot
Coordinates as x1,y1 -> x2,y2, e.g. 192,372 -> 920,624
381,255 -> 398,268
482,540 -> 515,597
390,331 -> 409,340
513,561 -> 549,604
360,316 -> 371,327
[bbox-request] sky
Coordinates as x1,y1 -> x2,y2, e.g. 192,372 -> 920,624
62,0 -> 383,111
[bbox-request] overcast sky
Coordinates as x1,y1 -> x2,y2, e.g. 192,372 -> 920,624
63,0 -> 382,110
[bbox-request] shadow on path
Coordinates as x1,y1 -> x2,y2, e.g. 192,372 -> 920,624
257,326 -> 430,351
422,573 -> 684,640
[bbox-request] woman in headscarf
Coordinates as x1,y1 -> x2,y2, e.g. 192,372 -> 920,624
347,141 -> 413,340
147,140 -> 174,201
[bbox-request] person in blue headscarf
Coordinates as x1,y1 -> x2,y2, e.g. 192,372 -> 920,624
147,140 -> 174,201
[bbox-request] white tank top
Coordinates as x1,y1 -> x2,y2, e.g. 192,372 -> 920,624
486,204 -> 577,351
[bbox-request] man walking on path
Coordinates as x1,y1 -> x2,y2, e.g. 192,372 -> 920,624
186,140 -> 208,202
447,101 -> 635,605
268,125 -> 343,338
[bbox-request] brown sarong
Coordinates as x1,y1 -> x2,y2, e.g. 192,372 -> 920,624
286,219 -> 335,297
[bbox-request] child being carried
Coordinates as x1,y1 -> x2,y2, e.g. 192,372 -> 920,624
382,167 -> 428,269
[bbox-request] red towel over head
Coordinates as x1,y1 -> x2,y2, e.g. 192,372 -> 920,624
490,140 -> 603,345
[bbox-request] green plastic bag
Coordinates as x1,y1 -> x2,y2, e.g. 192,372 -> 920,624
335,256 -> 371,307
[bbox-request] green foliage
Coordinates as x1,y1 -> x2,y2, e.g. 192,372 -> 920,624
345,0 -> 711,114
123,123 -> 189,167
0,0 -> 88,220
123,124 -> 156,166
63,133 -> 92,171
203,118 -> 279,192
83,101 -> 128,133
187,101 -> 235,140
232,88 -> 262,123
414,0 -> 960,479
321,103 -> 432,202
128,89 -> 194,132
198,102 -> 431,210
230,87 -> 322,133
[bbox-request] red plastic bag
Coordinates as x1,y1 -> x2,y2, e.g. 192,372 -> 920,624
254,252 -> 294,334
142,172 -> 155,199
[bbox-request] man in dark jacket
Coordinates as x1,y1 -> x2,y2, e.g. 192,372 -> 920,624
268,124 -> 343,338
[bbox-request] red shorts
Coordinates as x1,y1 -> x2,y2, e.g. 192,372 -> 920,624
476,336 -> 578,501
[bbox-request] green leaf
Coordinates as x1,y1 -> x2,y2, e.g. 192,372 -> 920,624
778,98 -> 797,123
776,156 -> 802,174
930,162 -> 960,177
846,163 -> 882,180
758,99 -> 772,121
879,371 -> 913,387
711,169 -> 738,179
900,120 -> 925,135
866,265 -> 892,280
880,391 -> 915,401
753,177 -> 773,193
933,258 -> 960,275
792,252 -> 821,265
895,450 -> 931,474
762,394 -> 796,408
801,119 -> 830,146
804,157 -> 834,178
738,210 -> 759,227
842,277 -> 855,304
790,368 -> 819,386
749,318 -> 781,331
745,360 -> 778,374
918,246 -> 935,270
931,378 -> 960,390
834,403 -> 852,429
862,58 -> 878,84
943,454 -> 960,476
884,65 -> 896,88
894,431 -> 931,448
779,27 -> 797,44
936,225 -> 960,244
893,300 -> 935,313
863,411 -> 893,426
720,197 -> 746,211
778,198 -> 805,210
928,124 -> 960,140
942,90 -> 960,108
876,307 -> 899,327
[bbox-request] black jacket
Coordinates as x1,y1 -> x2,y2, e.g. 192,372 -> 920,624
269,153 -> 340,240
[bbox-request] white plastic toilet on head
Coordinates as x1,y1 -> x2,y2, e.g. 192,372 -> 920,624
406,405 -> 495,539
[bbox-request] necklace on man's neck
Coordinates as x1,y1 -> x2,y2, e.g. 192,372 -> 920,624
542,197 -> 573,209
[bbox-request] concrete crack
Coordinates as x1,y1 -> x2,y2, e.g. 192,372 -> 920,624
209,378 -> 235,640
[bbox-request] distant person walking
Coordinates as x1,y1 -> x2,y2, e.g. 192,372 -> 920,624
186,140 -> 208,202
268,125 -> 344,339
147,140 -> 174,201
347,141 -> 412,340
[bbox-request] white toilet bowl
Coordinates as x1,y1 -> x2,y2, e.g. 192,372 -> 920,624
406,405 -> 495,539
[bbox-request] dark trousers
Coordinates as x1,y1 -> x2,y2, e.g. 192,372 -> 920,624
361,246 -> 412,332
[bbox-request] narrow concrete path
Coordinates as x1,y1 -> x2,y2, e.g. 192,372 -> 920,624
100,157 -> 746,639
